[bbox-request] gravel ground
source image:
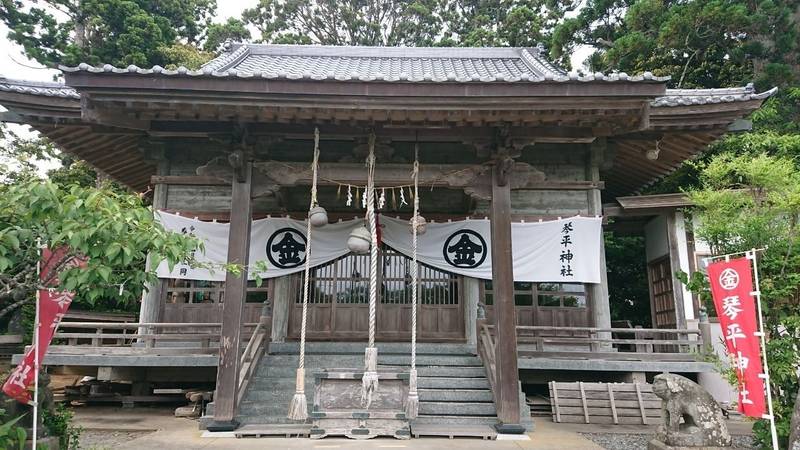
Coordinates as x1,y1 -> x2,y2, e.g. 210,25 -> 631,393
78,430 -> 154,450
581,433 -> 757,450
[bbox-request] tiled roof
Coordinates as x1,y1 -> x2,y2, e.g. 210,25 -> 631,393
0,77 -> 79,99
1,72 -> 776,108
59,42 -> 670,83
652,84 -> 777,107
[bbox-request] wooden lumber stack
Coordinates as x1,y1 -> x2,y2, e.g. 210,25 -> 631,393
549,381 -> 661,425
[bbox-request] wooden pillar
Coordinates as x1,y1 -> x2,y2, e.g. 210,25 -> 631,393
270,276 -> 291,343
463,277 -> 480,349
666,211 -> 689,329
490,157 -> 524,433
138,158 -> 169,336
586,140 -> 612,346
209,160 -> 252,431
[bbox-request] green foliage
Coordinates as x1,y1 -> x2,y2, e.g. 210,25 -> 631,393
1,0 -> 216,68
158,43 -> 214,70
552,0 -> 798,89
0,408 -> 26,450
42,404 -> 81,450
686,153 -> 800,447
0,125 -> 59,184
240,0 -> 579,50
204,18 -> 252,52
604,233 -> 651,326
0,180 -> 201,320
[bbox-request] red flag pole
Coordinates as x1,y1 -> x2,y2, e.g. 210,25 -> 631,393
748,248 -> 779,450
32,240 -> 41,450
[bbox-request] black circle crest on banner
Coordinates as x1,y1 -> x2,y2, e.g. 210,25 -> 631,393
443,229 -> 487,269
266,227 -> 308,269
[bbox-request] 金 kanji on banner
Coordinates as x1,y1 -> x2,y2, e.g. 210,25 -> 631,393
706,257 -> 766,418
2,248 -> 82,404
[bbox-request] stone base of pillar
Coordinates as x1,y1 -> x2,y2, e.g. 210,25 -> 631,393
206,419 -> 239,432
495,423 -> 526,434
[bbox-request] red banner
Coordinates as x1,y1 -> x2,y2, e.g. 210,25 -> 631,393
2,248 -> 82,404
707,257 -> 766,418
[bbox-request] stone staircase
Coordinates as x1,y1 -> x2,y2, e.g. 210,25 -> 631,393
230,342 -> 532,431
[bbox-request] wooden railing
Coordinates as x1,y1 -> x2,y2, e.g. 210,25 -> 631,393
483,325 -> 708,362
53,322 -> 258,353
237,315 -> 271,404
476,319 -> 498,404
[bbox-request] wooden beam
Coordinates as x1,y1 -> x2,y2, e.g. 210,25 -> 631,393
209,161 -> 253,431
81,98 -> 150,131
150,175 -> 227,186
156,208 -> 606,224
490,157 -> 523,433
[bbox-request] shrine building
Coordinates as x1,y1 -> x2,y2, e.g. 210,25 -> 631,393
0,43 -> 774,437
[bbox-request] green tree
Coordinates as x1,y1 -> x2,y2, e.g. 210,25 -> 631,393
551,0 -> 798,88
241,0 -> 577,48
686,153 -> 800,447
0,180 -> 201,321
1,0 -> 217,68
604,233 -> 651,326
204,17 -> 252,52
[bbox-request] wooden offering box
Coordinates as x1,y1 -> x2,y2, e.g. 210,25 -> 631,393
310,369 -> 410,440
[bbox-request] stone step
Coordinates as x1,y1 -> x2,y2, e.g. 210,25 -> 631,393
419,401 -> 496,416
239,401 -> 312,417
418,377 -> 490,389
411,415 -> 499,426
258,363 -> 487,379
237,415 -> 306,426
269,342 -> 475,355
260,354 -> 482,367
418,389 -> 493,402
412,366 -> 486,378
243,389 -> 297,402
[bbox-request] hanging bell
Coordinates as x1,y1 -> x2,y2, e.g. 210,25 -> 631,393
410,215 -> 427,235
309,205 -> 328,228
347,226 -> 371,254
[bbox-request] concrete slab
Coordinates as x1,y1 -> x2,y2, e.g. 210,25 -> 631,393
73,406 -> 604,450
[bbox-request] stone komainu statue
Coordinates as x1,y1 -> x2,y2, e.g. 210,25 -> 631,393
651,373 -> 732,448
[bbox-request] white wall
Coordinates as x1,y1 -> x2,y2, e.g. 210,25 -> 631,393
673,211 -> 695,321
698,318 -> 738,405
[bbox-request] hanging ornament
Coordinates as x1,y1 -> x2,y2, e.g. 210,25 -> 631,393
399,187 -> 408,207
410,214 -> 427,235
391,188 -> 397,210
346,185 -> 353,206
361,188 -> 367,209
336,184 -> 342,201
378,188 -> 386,209
309,205 -> 328,227
347,226 -> 371,254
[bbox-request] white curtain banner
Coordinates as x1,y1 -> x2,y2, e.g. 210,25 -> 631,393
156,212 -> 602,283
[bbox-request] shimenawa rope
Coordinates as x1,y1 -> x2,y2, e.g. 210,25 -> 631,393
361,132 -> 380,408
287,127 -> 320,421
405,143 -> 420,419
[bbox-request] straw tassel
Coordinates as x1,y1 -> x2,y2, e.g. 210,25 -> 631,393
361,347 -> 379,408
405,368 -> 419,419
287,368 -> 308,420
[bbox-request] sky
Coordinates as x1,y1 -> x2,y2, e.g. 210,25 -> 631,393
0,0 -> 591,175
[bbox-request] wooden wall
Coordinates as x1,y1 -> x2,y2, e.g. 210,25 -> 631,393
161,140 -> 593,217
